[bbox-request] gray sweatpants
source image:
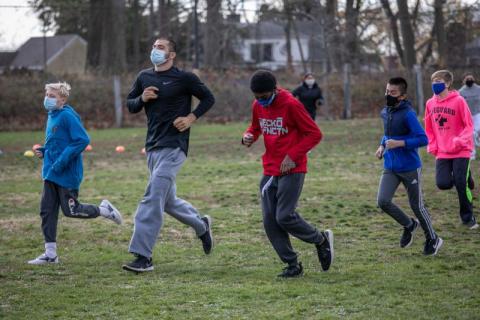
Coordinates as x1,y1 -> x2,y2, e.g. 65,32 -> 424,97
260,173 -> 323,266
377,168 -> 436,239
128,147 -> 207,258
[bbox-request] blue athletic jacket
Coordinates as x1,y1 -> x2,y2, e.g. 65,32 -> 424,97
41,105 -> 90,189
380,99 -> 428,172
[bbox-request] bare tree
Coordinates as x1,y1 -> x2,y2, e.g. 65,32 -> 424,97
344,0 -> 362,69
283,0 -> 294,72
147,0 -> 155,41
292,19 -> 307,73
204,0 -> 222,68
131,0 -> 141,68
434,0 -> 447,67
87,0 -> 104,68
325,0 -> 341,71
100,0 -> 127,73
380,0 -> 404,64
396,0 -> 416,70
158,0 -> 170,36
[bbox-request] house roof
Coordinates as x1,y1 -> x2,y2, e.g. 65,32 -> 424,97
243,20 -> 319,39
9,34 -> 86,69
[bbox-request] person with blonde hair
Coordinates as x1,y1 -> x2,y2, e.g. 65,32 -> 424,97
425,70 -> 478,230
28,82 -> 123,265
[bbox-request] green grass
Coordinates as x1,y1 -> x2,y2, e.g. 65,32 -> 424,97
0,119 -> 479,319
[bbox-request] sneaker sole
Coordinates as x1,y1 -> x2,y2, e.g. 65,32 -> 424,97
402,219 -> 419,248
324,229 -> 334,271
102,200 -> 123,225
204,215 -> 214,254
469,223 -> 479,230
27,257 -> 59,265
122,264 -> 154,273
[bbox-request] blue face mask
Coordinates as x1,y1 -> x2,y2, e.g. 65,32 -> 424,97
44,97 -> 58,111
150,48 -> 168,65
257,93 -> 276,107
432,82 -> 446,95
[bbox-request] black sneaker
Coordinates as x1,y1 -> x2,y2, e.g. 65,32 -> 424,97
400,218 -> 419,248
464,217 -> 479,230
316,229 -> 334,271
122,254 -> 154,273
424,237 -> 443,256
199,215 -> 214,254
277,262 -> 303,278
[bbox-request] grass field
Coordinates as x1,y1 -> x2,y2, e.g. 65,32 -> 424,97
1,119 -> 479,319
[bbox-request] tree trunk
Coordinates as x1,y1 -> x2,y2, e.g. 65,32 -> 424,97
193,0 -> 200,68
292,19 -> 307,73
396,0 -> 416,70
344,0 -> 361,70
131,0 -> 141,68
204,0 -> 222,68
380,0 -> 404,65
158,0 -> 170,36
284,0 -> 294,72
434,0 -> 447,67
325,0 -> 341,71
87,0 -> 104,68
148,0 -> 155,41
100,0 -> 127,74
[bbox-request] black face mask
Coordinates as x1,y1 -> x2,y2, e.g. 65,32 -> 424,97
466,80 -> 475,87
385,95 -> 399,107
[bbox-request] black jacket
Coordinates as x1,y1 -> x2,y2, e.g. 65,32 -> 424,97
127,67 -> 215,155
292,83 -> 323,119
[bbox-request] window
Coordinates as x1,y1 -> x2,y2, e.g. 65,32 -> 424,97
251,43 -> 273,62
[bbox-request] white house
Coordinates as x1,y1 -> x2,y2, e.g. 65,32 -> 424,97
236,20 -> 324,71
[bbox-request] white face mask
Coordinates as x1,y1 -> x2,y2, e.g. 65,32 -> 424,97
305,79 -> 315,86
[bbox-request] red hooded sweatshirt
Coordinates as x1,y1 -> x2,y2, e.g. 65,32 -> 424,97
424,90 -> 474,159
244,88 -> 322,176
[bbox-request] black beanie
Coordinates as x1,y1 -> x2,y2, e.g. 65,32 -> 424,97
250,70 -> 277,93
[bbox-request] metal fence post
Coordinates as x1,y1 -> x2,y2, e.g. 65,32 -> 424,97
113,75 -> 122,128
343,63 -> 352,119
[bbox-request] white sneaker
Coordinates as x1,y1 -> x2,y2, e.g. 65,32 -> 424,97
28,253 -> 59,265
99,199 -> 123,225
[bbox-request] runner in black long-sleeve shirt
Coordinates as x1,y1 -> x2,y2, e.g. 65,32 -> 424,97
123,37 -> 216,273
127,66 -> 214,155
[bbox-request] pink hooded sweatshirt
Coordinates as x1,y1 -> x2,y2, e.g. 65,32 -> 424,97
424,90 -> 474,159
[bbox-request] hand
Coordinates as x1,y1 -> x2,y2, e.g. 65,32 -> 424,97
34,149 -> 44,159
385,139 -> 405,150
375,145 -> 384,159
173,113 -> 197,132
242,133 -> 254,147
280,154 -> 296,174
141,86 -> 159,103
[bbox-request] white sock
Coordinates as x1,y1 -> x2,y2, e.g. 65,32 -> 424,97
45,242 -> 57,258
99,206 -> 110,217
